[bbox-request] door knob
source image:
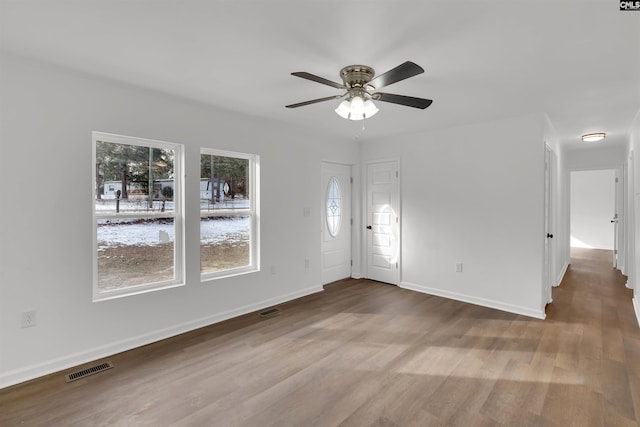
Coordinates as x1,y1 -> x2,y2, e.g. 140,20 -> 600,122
547,233 -> 554,238
366,225 -> 372,229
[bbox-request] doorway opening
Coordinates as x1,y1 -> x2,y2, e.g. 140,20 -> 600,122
569,169 -> 619,267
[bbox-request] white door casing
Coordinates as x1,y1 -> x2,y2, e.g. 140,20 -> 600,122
321,162 -> 352,284
544,145 -> 553,305
366,160 -> 400,285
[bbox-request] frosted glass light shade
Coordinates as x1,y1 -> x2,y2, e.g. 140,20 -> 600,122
363,99 -> 379,118
349,96 -> 365,121
334,100 -> 351,119
581,132 -> 606,142
335,97 -> 379,121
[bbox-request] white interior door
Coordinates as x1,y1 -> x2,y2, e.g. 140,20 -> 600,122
613,168 -> 621,268
321,162 -> 351,284
366,160 -> 400,285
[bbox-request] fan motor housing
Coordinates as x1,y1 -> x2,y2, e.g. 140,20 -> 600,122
340,65 -> 375,89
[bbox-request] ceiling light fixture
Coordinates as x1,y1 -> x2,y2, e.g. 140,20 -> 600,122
581,132 -> 606,142
334,94 -> 379,121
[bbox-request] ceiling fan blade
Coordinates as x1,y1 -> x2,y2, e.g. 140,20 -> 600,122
367,61 -> 424,90
291,72 -> 345,89
372,93 -> 433,109
286,94 -> 344,108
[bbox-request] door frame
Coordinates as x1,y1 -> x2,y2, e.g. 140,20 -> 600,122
320,161 -> 353,285
544,144 -> 553,305
568,167 -> 621,255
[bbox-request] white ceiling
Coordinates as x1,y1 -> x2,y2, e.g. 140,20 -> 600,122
1,0 -> 639,148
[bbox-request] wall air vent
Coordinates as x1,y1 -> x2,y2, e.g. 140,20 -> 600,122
65,361 -> 114,382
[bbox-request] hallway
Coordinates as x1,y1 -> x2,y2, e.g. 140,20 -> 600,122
549,248 -> 634,326
544,247 -> 639,426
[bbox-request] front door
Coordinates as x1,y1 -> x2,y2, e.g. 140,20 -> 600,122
321,162 -> 352,284
366,160 -> 400,285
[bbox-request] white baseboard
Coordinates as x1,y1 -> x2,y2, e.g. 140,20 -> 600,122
633,296 -> 640,328
351,272 -> 364,279
0,286 -> 323,389
399,281 -> 546,320
555,262 -> 569,287
626,280 -> 633,290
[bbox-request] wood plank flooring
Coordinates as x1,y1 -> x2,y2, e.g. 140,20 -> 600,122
1,248 -> 638,426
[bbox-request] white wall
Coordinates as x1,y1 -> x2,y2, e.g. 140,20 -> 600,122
629,110 -> 640,324
570,170 -> 616,250
565,145 -> 628,171
361,114 -> 547,318
625,149 -> 635,284
0,54 -> 360,387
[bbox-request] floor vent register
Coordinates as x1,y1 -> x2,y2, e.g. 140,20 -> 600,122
65,361 -> 114,383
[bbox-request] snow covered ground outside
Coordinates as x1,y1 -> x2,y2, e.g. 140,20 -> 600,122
96,197 -> 251,249
97,216 -> 250,249
95,198 -> 249,213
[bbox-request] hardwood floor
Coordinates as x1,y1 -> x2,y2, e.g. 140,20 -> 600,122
2,248 -> 638,426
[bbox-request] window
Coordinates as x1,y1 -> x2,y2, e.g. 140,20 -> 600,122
326,177 -> 342,237
200,148 -> 259,280
93,132 -> 184,301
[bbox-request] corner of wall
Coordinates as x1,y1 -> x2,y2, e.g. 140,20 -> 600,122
555,262 -> 569,287
399,281 -> 546,320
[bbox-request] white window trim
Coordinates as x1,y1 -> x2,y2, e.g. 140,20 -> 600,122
200,147 -> 260,281
92,131 -> 185,301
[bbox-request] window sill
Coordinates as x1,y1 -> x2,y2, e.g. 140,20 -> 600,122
200,266 -> 259,283
93,280 -> 185,302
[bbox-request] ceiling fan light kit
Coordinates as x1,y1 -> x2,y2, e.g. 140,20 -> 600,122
335,94 -> 380,120
286,61 -> 433,121
581,132 -> 606,142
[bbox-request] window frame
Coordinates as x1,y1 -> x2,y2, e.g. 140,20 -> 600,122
200,147 -> 260,281
92,131 -> 185,301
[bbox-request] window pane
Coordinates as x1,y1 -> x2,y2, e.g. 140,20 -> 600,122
200,154 -> 249,212
200,216 -> 251,273
97,218 -> 175,291
199,149 -> 257,279
96,141 -> 175,213
326,177 -> 341,237
93,132 -> 184,300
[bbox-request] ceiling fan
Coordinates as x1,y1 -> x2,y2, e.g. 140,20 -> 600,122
285,61 -> 433,121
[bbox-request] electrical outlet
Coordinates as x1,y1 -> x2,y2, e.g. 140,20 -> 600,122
304,259 -> 310,269
456,263 -> 463,273
21,310 -> 37,328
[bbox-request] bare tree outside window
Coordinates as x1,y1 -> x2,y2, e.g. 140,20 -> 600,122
93,132 -> 184,300
200,149 -> 258,279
